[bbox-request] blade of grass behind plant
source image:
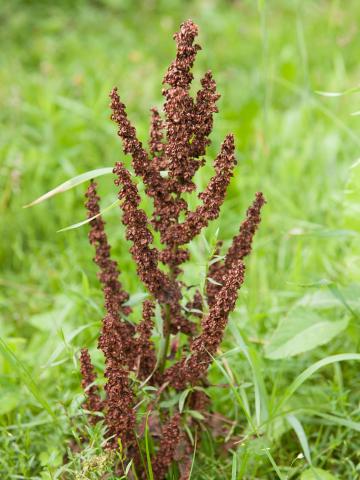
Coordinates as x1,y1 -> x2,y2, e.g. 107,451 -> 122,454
188,431 -> 197,480
286,414 -> 312,465
211,352 -> 256,431
145,413 -> 154,480
276,353 -> 360,414
301,409 -> 360,432
212,352 -> 284,476
228,322 -> 269,425
315,85 -> 360,96
57,198 -> 119,232
23,167 -> 114,207
231,451 -> 238,480
263,448 -> 285,480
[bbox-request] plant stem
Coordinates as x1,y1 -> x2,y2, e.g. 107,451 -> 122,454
159,304 -> 171,374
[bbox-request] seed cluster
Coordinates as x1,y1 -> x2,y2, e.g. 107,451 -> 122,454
85,181 -> 131,317
79,19 -> 265,478
152,413 -> 182,479
79,348 -> 102,422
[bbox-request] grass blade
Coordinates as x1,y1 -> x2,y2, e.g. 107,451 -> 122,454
23,167 -> 114,207
277,353 -> 360,413
57,198 -> 119,232
301,409 -> 360,432
228,323 -> 269,425
145,413 -> 154,480
188,432 -> 197,479
315,85 -> 360,97
263,448 -> 285,480
211,353 -> 256,432
286,414 -> 312,465
231,451 -> 237,480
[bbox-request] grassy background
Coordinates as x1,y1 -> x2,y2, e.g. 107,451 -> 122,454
1,0 -> 360,478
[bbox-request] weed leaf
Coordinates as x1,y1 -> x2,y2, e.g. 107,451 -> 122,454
265,307 -> 349,359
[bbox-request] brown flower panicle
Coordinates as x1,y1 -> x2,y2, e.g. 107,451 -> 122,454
206,191 -> 266,305
79,348 -> 102,422
149,107 -> 164,157
98,313 -> 136,448
190,71 -> 220,158
79,18 -> 265,480
186,290 -> 203,318
162,134 -> 236,247
114,161 -> 194,335
110,88 -> 152,183
136,300 -> 157,381
162,20 -> 201,193
152,413 -> 182,479
189,389 -> 210,411
113,161 -> 171,303
165,258 -> 246,390
225,191 -> 266,269
85,181 -> 132,318
206,240 -> 224,307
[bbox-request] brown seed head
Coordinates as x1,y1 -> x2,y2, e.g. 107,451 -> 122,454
136,300 -> 157,381
79,348 -> 103,422
152,412 -> 182,480
165,258 -> 245,389
162,134 -> 236,246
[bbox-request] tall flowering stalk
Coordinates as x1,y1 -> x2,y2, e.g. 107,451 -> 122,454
79,20 -> 265,478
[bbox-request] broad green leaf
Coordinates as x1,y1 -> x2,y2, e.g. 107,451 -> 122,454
300,467 -> 339,480
29,306 -> 72,331
39,447 -> 62,467
23,167 -> 113,207
0,338 -> 26,374
265,307 -> 349,359
295,284 -> 360,317
295,289 -> 342,309
327,284 -> 360,318
159,393 -> 181,409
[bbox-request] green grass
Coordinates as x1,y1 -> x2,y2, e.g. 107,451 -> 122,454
1,0 -> 360,478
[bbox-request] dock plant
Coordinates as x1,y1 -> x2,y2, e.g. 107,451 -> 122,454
77,19 -> 265,478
